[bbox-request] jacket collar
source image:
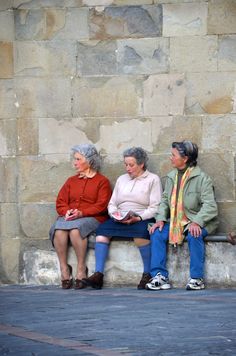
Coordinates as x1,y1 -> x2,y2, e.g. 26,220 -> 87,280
167,166 -> 201,181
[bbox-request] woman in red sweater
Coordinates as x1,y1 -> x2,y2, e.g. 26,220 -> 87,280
49,144 -> 112,289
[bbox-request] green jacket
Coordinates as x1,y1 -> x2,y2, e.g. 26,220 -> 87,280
155,166 -> 219,234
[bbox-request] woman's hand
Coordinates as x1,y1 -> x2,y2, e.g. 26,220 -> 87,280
188,222 -> 202,237
121,216 -> 141,225
65,209 -> 82,221
149,221 -> 164,234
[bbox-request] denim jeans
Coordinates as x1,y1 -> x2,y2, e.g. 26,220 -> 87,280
150,223 -> 208,279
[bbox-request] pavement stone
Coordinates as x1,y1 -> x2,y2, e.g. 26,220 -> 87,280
0,285 -> 235,355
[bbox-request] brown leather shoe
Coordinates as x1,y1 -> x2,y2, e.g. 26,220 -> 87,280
137,272 -> 151,290
227,232 -> 236,245
74,267 -> 88,290
82,272 -> 104,289
61,264 -> 73,289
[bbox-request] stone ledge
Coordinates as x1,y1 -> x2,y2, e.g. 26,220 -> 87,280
21,235 -> 236,288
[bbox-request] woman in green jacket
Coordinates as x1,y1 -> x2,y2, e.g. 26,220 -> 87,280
146,141 -> 218,291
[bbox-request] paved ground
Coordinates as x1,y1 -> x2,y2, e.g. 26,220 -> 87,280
0,285 -> 235,356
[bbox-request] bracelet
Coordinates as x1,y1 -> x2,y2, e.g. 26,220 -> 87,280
138,215 -> 142,221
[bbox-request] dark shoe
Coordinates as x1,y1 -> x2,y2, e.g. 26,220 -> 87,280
227,232 -> 236,245
74,267 -> 88,290
137,272 -> 151,290
61,264 -> 73,289
82,272 -> 104,289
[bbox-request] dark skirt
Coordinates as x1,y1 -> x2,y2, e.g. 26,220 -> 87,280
49,216 -> 99,246
96,218 -> 155,240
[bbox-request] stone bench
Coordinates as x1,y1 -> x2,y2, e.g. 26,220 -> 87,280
22,234 -> 236,288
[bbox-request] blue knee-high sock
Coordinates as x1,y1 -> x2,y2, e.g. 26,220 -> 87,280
95,242 -> 109,273
138,244 -> 151,274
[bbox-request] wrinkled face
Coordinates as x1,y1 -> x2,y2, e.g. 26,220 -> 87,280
170,148 -> 188,169
73,152 -> 90,173
124,156 -> 144,178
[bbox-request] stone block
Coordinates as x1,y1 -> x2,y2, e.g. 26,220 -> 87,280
83,0 -> 152,5
38,118 -> 92,154
185,72 -> 236,115
89,4 -> 162,39
163,2 -> 207,37
217,202 -> 236,233
0,79 -> 16,118
0,11 -> 14,40
201,114 -> 236,153
208,0 -> 236,35
0,119 -> 17,156
199,153 -> 235,202
0,157 -> 17,203
15,8 -> 89,40
0,42 -> 13,79
77,40 -> 118,76
117,37 -> 169,75
0,237 -> 20,284
143,74 -> 186,116
218,35 -> 236,71
19,203 -> 56,238
72,77 -> 141,117
14,40 -> 77,77
15,78 -> 71,118
0,203 -> 21,238
17,118 -> 38,155
170,36 -> 217,72
17,156 -> 73,202
151,115 -> 202,153
97,117 -> 153,154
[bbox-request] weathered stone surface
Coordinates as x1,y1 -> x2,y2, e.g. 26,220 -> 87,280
97,117 -> 153,154
0,119 -> 17,156
19,203 -> 56,238
89,5 -> 162,39
143,74 -> 186,116
38,118 -> 92,154
77,40 -> 118,76
72,77 -> 141,117
0,237 -> 20,284
201,114 -> 236,152
218,35 -> 236,71
83,0 -> 152,5
199,153 -> 235,202
0,42 -> 13,79
0,11 -> 14,40
15,8 -> 89,40
163,2 -> 207,37
185,72 -> 236,114
151,115 -> 202,153
17,118 -> 38,155
218,202 -> 236,233
208,0 -> 236,35
14,41 -> 77,76
0,79 -> 16,118
0,158 -> 17,203
17,156 -> 73,202
170,36 -> 217,72
15,78 -> 71,118
117,37 -> 169,74
0,203 -> 21,238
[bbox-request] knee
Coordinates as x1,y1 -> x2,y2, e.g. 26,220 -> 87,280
96,235 -> 110,244
151,229 -> 168,244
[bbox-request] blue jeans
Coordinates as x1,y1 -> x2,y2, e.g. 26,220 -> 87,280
150,223 -> 208,279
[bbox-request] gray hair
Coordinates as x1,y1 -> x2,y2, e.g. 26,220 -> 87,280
123,147 -> 149,170
71,144 -> 102,171
172,140 -> 198,167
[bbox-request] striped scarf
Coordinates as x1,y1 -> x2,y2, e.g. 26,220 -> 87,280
169,167 -> 193,245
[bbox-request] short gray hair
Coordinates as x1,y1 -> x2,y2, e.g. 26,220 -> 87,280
123,147 -> 149,170
71,144 -> 102,171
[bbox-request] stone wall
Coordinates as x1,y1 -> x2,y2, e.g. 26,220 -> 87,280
0,0 -> 236,285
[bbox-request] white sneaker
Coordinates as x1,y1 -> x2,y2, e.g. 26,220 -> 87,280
186,278 -> 205,290
145,273 -> 171,290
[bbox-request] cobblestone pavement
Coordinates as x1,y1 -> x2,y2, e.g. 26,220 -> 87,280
0,286 -> 235,355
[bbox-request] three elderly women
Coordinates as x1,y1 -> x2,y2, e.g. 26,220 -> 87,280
50,141 -> 218,291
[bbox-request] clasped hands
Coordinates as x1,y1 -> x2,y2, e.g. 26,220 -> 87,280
65,209 -> 83,221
